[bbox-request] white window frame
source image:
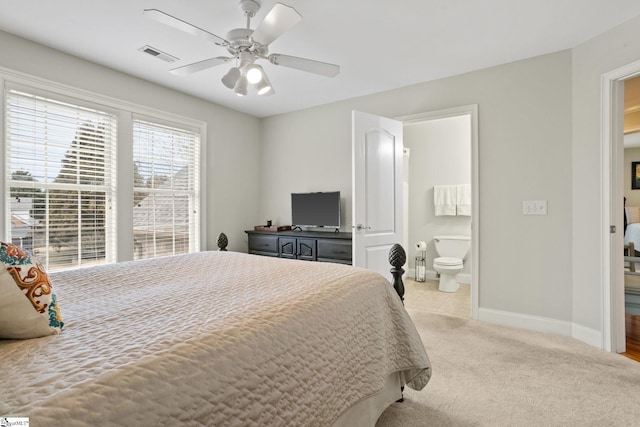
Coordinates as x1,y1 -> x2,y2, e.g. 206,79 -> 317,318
0,67 -> 207,268
5,84 -> 119,269
132,115 -> 201,259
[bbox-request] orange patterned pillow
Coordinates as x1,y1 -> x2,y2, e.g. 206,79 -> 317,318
0,242 -> 64,339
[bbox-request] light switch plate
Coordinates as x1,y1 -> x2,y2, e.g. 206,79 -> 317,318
523,200 -> 547,215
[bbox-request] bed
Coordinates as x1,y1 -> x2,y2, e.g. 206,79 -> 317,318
625,206 -> 640,245
0,241 -> 430,426
626,224 -> 640,253
625,207 -> 640,270
625,207 -> 640,314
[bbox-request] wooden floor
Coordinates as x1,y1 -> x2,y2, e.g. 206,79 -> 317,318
623,314 -> 640,362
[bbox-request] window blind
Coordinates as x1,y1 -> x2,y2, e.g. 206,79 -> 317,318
132,119 -> 200,259
5,89 -> 117,271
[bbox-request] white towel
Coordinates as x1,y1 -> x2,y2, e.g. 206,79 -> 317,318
456,184 -> 471,216
434,185 -> 457,216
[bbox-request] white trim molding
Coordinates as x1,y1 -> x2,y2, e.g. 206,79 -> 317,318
479,308 -> 602,347
572,323 -> 604,348
479,308 -> 573,337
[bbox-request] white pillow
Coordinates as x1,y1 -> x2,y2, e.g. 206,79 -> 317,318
626,206 -> 640,224
0,242 -> 64,339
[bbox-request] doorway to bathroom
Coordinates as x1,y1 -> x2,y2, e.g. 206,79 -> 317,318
397,105 -> 479,319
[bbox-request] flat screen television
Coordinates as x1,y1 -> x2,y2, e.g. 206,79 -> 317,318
291,191 -> 341,229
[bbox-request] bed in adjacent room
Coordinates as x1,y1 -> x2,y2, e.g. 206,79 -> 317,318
0,242 -> 430,426
625,207 -> 640,315
625,207 -> 640,249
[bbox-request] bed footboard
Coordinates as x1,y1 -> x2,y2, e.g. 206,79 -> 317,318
388,243 -> 406,303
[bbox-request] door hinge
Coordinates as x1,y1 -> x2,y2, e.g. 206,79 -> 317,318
610,225 -> 616,233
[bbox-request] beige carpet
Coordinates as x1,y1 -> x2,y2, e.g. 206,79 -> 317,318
376,280 -> 640,426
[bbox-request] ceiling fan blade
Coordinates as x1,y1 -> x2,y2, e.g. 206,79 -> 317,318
170,57 -> 231,75
269,54 -> 340,77
144,9 -> 228,46
251,3 -> 302,46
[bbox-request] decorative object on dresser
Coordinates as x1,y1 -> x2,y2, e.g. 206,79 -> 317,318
216,232 -> 228,251
246,229 -> 352,264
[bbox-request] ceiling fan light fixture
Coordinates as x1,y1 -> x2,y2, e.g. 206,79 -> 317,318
255,72 -> 274,95
257,85 -> 274,96
221,67 -> 241,89
246,64 -> 263,84
234,73 -> 248,96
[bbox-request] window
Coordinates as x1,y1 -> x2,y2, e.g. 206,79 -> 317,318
3,81 -> 204,271
132,119 -> 200,259
5,89 -> 117,271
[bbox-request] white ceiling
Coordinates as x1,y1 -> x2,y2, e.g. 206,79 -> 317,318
1,0 -> 640,118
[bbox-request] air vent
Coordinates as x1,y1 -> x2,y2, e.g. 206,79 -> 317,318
138,45 -> 178,63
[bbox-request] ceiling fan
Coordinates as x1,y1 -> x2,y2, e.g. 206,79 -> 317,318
144,0 -> 340,96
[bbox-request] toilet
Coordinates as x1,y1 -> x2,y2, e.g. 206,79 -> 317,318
433,235 -> 470,292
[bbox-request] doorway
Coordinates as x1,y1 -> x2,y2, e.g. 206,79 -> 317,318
397,105 -> 479,319
618,75 -> 640,360
603,60 -> 640,354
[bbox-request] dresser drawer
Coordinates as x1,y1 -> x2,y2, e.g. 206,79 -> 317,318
317,239 -> 352,262
248,234 -> 279,255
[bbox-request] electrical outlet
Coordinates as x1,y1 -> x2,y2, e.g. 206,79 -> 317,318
523,200 -> 547,215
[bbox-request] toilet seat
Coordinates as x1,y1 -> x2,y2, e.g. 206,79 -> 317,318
434,257 -> 462,267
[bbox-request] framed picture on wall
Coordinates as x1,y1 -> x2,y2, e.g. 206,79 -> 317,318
633,162 -> 640,190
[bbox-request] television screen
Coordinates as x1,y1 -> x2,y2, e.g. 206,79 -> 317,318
291,192 -> 340,228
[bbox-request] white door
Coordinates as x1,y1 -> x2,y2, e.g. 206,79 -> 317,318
352,110 -> 404,280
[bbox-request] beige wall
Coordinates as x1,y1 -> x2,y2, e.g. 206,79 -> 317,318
260,50 -> 574,324
0,30 -> 262,253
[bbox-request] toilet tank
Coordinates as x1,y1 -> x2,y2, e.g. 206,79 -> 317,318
434,235 -> 470,259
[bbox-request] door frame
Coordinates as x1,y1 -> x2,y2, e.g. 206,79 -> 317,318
396,104 -> 479,320
602,59 -> 640,352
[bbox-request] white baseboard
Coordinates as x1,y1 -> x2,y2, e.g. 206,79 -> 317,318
478,307 -> 572,337
407,271 -> 604,349
411,268 -> 471,285
571,323 -> 603,348
478,307 -> 604,349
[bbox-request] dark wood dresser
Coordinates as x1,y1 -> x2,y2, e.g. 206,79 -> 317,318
245,230 -> 352,265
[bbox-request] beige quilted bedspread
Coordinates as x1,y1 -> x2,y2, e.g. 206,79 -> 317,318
0,251 -> 431,426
